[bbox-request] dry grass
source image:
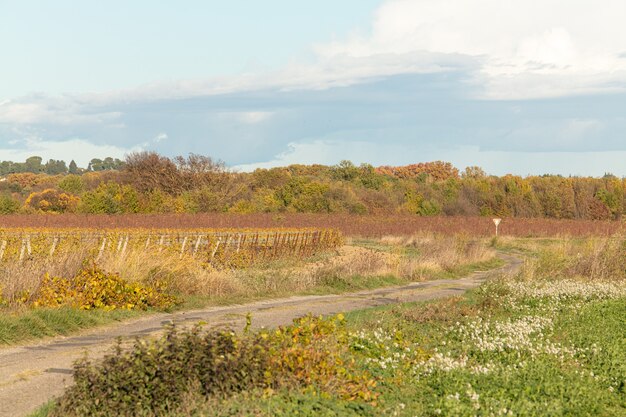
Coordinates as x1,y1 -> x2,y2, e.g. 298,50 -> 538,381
0,247 -> 90,303
0,235 -> 498,308
379,234 -> 495,280
500,235 -> 626,282
98,250 -> 239,298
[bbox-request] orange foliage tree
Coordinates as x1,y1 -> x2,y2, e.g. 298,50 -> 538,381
25,189 -> 80,213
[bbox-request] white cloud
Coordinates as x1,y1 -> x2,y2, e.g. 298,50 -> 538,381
218,111 -> 274,124
314,0 -> 626,99
0,96 -> 121,125
153,132 -> 168,143
1,0 -> 624,129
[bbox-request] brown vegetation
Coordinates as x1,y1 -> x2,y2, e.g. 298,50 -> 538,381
0,213 -> 622,237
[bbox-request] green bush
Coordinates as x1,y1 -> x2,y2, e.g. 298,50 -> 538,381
51,315 -> 377,417
0,194 -> 19,214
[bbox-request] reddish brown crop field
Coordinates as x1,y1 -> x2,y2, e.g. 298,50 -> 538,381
0,214 -> 623,237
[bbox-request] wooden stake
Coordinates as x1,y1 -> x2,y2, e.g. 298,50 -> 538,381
192,235 -> 202,257
120,235 -> 129,258
19,238 -> 26,262
210,238 -> 221,260
97,237 -> 107,261
179,236 -> 188,259
49,236 -> 59,257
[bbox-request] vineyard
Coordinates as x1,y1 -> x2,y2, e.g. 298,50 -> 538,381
0,228 -> 343,268
0,214 -> 623,237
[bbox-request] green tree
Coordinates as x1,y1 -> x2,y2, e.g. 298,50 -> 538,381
58,175 -> 85,195
68,160 -> 79,174
44,159 -> 68,175
0,194 -> 20,214
78,183 -> 138,214
331,160 -> 359,182
24,156 -> 43,173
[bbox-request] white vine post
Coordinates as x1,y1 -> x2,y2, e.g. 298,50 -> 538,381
493,218 -> 502,236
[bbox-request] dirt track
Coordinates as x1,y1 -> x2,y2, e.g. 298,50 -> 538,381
0,253 -> 522,417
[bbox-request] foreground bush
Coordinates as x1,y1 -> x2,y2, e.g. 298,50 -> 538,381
51,315 -> 377,417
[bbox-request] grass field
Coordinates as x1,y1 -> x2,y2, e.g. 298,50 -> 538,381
31,236 -> 626,416
0,228 -> 497,345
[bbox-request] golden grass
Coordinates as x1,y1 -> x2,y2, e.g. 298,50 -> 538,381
0,247 -> 90,303
379,234 -> 495,279
497,235 -> 626,282
0,234 -> 498,308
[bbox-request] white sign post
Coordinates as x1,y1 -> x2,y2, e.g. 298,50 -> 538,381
493,218 -> 502,236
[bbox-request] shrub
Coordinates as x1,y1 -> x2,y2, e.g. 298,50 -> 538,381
0,194 -> 20,214
25,189 -> 79,213
58,175 -> 85,195
33,263 -> 177,310
51,315 -> 378,417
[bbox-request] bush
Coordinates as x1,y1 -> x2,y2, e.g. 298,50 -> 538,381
0,194 -> 20,214
51,315 -> 378,417
25,189 -> 79,213
33,263 -> 177,310
58,175 -> 85,195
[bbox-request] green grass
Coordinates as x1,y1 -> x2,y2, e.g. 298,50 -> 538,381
427,257 -> 505,280
31,238 -> 626,416
0,307 -> 143,345
27,401 -> 55,417
189,287 -> 623,417
36,282 -> 625,417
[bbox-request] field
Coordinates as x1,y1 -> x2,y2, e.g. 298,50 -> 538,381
1,214 -> 624,416
0,227 -> 342,265
0,223 -> 499,345
1,213 -> 624,237
34,236 -> 626,417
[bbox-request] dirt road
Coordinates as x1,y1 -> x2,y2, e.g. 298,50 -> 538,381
0,253 -> 521,417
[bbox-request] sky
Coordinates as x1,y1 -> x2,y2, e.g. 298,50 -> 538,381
1,0 -> 626,176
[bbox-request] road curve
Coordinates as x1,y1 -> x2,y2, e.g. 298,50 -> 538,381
0,253 -> 522,417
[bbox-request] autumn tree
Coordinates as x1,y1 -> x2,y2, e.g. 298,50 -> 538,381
25,189 -> 79,213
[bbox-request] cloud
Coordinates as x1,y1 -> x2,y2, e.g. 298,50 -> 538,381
314,0 -> 626,99
218,111 -> 274,124
1,1 -> 626,176
153,132 -> 168,143
2,71 -> 626,175
0,96 -> 121,125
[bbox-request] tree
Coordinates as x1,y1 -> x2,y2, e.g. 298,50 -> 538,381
44,159 -> 68,175
124,151 -> 182,194
331,160 -> 359,182
24,156 -> 43,173
0,194 -> 20,214
462,166 -> 487,179
25,189 -> 79,213
68,160 -> 79,174
58,175 -> 85,195
78,182 -> 138,214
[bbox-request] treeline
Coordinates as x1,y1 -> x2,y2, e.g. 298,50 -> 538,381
0,153 -> 624,220
0,156 -> 124,176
